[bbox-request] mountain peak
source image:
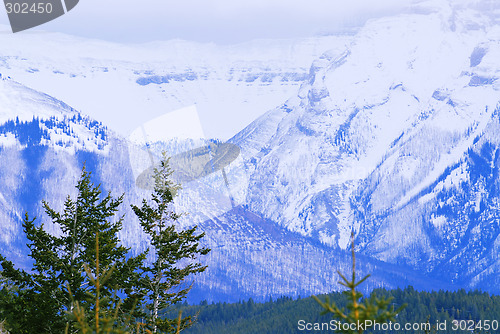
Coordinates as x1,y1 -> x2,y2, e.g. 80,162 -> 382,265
0,78 -> 109,153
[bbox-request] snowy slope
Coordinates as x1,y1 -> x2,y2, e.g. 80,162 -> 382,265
0,72 -> 440,303
0,75 -> 109,153
221,0 -> 500,291
1,0 -> 500,300
0,31 -> 351,140
0,75 -> 150,266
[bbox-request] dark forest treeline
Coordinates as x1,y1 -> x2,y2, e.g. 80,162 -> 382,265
167,287 -> 500,334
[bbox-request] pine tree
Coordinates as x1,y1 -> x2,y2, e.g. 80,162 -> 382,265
313,232 -> 405,334
0,167 -> 145,333
132,155 -> 210,334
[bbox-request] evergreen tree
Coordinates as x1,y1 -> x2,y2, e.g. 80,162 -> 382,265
132,155 -> 210,334
313,232 -> 405,334
0,167 -> 145,333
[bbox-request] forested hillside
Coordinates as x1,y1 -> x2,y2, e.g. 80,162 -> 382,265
172,287 -> 500,334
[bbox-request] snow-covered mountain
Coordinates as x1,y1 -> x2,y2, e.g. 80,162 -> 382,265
221,0 -> 500,292
0,75 -> 108,153
1,0 -> 499,303
0,30 -> 350,140
0,75 -> 438,303
0,74 -> 150,267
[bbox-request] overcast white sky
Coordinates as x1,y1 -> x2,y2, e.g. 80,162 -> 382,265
1,0 -> 415,44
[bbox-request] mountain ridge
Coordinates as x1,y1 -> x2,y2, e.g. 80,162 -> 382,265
1,0 -> 499,302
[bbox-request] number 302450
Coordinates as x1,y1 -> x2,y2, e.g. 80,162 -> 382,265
5,2 -> 53,14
